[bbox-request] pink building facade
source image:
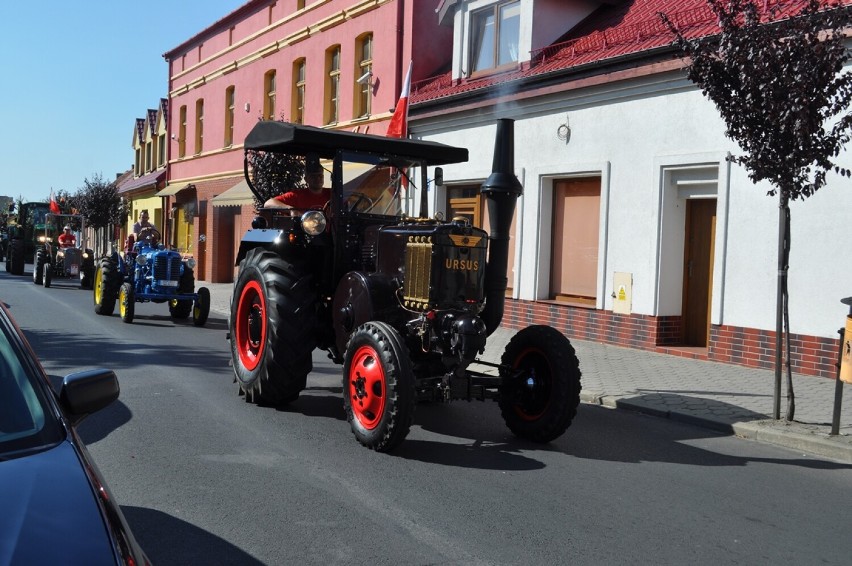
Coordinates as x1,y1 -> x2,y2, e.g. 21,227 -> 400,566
160,0 -> 451,283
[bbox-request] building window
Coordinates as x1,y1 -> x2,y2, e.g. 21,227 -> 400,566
355,33 -> 372,118
195,98 -> 204,155
550,178 -> 601,306
296,0 -> 305,10
292,58 -> 306,124
264,70 -> 276,120
470,1 -> 520,74
158,133 -> 166,167
325,46 -> 341,125
229,26 -> 235,46
224,86 -> 235,146
145,143 -> 152,172
178,105 -> 187,158
135,148 -> 142,176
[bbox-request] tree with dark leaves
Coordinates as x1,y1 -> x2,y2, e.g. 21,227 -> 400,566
75,173 -> 128,256
246,149 -> 307,211
662,0 -> 852,420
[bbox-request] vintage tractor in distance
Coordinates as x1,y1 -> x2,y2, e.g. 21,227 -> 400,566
93,226 -> 211,326
33,213 -> 96,289
5,202 -> 51,276
229,119 -> 582,452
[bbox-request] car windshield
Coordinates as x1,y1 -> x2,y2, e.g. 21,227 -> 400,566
340,152 -> 422,217
0,323 -> 63,458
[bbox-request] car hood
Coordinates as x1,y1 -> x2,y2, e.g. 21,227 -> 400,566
0,440 -> 116,565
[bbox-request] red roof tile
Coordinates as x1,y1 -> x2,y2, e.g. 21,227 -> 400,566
411,0 -> 851,105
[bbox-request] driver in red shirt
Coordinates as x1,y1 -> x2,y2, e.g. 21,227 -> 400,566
264,155 -> 330,211
57,225 -> 76,248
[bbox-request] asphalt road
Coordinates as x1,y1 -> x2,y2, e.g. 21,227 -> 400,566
3,268 -> 852,565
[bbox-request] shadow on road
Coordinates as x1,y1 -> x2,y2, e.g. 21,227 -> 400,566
409,402 -> 852,470
75,399 -> 134,444
23,327 -> 232,371
121,506 -> 264,566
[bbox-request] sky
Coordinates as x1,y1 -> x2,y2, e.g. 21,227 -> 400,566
0,0 -> 247,204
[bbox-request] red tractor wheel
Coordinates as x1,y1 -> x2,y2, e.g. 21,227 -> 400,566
229,248 -> 316,405
233,280 -> 266,372
343,321 -> 415,452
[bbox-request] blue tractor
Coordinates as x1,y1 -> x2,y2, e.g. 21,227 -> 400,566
93,227 -> 210,326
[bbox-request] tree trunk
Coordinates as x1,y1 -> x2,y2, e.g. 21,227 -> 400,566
773,191 -> 795,420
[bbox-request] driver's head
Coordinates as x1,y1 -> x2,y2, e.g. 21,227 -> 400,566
140,210 -> 149,223
305,155 -> 324,190
63,225 -> 72,233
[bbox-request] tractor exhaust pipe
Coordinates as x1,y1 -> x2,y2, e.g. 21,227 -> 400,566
480,118 -> 523,336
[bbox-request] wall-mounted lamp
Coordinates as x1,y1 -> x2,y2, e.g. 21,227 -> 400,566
356,71 -> 373,86
244,102 -> 251,113
171,134 -> 176,140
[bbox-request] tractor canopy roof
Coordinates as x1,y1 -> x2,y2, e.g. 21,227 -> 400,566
244,121 -> 469,166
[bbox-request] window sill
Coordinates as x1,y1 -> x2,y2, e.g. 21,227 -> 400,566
537,297 -> 597,310
468,62 -> 520,81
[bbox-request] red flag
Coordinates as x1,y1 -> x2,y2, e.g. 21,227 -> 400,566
386,60 -> 412,139
49,189 -> 60,214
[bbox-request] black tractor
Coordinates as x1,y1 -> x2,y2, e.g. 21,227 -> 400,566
229,119 -> 581,451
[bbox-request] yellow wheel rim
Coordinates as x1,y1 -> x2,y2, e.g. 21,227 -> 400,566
119,287 -> 127,317
94,268 -> 103,304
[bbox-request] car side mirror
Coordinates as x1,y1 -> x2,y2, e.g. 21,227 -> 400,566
59,368 -> 119,425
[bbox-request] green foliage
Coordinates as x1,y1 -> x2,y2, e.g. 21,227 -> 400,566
662,0 -> 852,200
75,173 -> 124,229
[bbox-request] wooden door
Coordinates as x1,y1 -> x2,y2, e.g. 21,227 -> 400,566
551,178 -> 601,306
682,198 -> 717,346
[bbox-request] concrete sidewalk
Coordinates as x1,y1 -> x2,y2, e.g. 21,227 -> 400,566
206,282 -> 852,463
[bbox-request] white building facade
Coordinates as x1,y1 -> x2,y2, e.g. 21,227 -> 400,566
410,0 -> 852,377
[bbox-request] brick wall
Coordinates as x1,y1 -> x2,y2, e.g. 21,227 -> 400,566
503,299 -> 839,378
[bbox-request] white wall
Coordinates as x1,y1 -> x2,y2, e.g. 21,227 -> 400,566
415,68 -> 852,339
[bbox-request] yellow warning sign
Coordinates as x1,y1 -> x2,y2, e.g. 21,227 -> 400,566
617,285 -> 626,302
841,316 -> 852,384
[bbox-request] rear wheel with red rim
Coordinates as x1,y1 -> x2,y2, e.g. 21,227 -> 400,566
229,247 -> 316,405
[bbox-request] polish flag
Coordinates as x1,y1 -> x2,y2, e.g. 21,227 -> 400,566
386,60 -> 412,138
49,189 -> 60,214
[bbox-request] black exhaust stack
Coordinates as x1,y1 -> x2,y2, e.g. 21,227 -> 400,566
480,118 -> 523,336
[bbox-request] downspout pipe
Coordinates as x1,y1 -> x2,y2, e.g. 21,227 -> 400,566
480,118 -> 523,336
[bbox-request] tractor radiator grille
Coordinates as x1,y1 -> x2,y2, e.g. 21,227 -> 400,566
403,236 -> 432,311
153,255 -> 182,282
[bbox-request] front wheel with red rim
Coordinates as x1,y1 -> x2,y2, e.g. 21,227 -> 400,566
343,321 -> 415,452
229,247 -> 316,405
498,325 -> 581,443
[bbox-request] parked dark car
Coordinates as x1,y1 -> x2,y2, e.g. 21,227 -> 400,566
0,302 -> 150,565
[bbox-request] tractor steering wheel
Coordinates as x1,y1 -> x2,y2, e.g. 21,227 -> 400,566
346,192 -> 375,213
137,226 -> 161,245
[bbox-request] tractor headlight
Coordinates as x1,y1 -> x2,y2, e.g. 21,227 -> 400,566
186,258 -> 197,269
82,252 -> 89,259
57,251 -> 64,259
38,236 -> 46,243
300,210 -> 327,236
136,254 -> 147,266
